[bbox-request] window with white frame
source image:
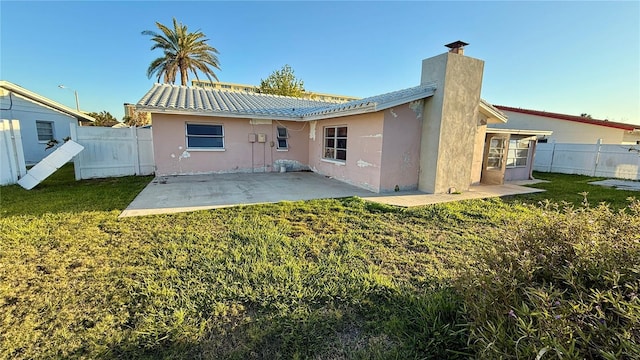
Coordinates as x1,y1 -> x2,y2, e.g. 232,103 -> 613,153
486,137 -> 505,169
324,126 -> 347,161
276,126 -> 288,150
186,123 -> 224,149
506,138 -> 530,168
36,121 -> 54,142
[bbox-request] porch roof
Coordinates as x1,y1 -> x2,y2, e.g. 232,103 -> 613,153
487,128 -> 553,140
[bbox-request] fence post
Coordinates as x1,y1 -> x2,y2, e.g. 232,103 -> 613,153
131,126 -> 140,175
593,138 -> 602,177
548,140 -> 556,172
69,123 -> 82,180
1,120 -> 26,184
11,120 -> 26,178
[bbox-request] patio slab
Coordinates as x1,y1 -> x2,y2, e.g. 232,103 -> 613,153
363,182 -> 545,207
120,172 -> 375,217
120,172 -> 546,217
589,179 -> 640,191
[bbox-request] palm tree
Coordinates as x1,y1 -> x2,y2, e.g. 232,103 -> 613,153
142,18 -> 221,86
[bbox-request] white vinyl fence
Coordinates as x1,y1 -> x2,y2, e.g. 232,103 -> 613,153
534,140 -> 640,180
71,124 -> 155,180
0,119 -> 26,185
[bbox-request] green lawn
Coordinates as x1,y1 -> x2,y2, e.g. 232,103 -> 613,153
507,171 -> 639,209
0,166 -> 638,359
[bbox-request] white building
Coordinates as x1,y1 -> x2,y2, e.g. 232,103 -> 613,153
491,106 -> 640,144
0,81 -> 95,165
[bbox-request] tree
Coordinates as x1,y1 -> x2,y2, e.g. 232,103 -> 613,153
123,111 -> 151,127
259,65 -> 305,97
142,18 -> 221,86
87,111 -> 119,127
580,113 -> 592,119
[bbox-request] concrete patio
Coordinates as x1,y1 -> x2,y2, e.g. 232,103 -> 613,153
119,172 -> 546,217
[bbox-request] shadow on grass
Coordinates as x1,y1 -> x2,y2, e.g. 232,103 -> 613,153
0,163 -> 152,217
103,286 -> 470,359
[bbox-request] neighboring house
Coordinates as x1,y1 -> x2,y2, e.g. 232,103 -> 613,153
136,42 -> 546,193
191,80 -> 360,103
491,106 -> 640,145
0,81 -> 95,165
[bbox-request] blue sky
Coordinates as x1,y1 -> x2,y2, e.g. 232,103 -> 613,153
1,1 -> 638,123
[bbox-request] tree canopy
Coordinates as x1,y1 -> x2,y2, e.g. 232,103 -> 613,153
87,111 -> 119,127
123,111 -> 151,127
259,65 -> 305,97
143,18 -> 221,86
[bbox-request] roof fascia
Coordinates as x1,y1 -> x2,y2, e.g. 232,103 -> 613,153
479,100 -> 508,123
301,88 -> 435,121
496,106 -> 638,131
138,107 -> 306,122
372,88 -> 436,113
0,81 -> 95,122
486,128 -> 553,136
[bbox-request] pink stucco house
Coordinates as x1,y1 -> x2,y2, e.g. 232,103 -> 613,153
136,42 -> 546,193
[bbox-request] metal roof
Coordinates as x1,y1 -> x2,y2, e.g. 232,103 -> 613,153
0,80 -> 95,122
136,83 -> 437,121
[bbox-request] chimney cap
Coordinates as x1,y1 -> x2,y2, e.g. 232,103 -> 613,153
445,40 -> 469,50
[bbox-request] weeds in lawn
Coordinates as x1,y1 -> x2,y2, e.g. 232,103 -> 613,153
457,198 -> 640,359
1,168 -> 638,358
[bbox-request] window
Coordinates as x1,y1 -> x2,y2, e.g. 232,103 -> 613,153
324,126 -> 347,161
506,138 -> 530,168
36,121 -> 54,142
186,123 -> 224,149
486,137 -> 505,169
276,126 -> 288,150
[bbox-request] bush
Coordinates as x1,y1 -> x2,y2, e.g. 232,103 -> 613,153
457,198 -> 640,359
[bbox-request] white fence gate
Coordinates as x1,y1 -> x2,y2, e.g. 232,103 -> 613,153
534,140 -> 640,180
0,119 -> 26,185
71,124 -> 154,180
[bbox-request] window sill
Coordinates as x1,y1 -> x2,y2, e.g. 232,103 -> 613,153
276,149 -> 289,152
186,148 -> 225,152
321,158 -> 346,166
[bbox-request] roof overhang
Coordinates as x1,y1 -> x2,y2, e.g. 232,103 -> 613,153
487,128 -> 553,140
479,99 -> 508,124
139,85 -> 437,123
137,106 -> 309,122
495,105 -> 639,131
0,80 -> 95,122
301,86 -> 435,121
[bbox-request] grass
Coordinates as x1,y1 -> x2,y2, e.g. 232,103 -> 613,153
0,165 -> 637,359
505,171 -> 638,210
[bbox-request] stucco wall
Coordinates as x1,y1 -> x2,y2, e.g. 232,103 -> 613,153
379,102 -> 423,191
0,94 -> 76,165
419,52 -> 484,193
470,123 -> 487,184
491,111 -> 636,144
308,112 -> 384,192
151,114 -> 308,176
622,131 -> 640,144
